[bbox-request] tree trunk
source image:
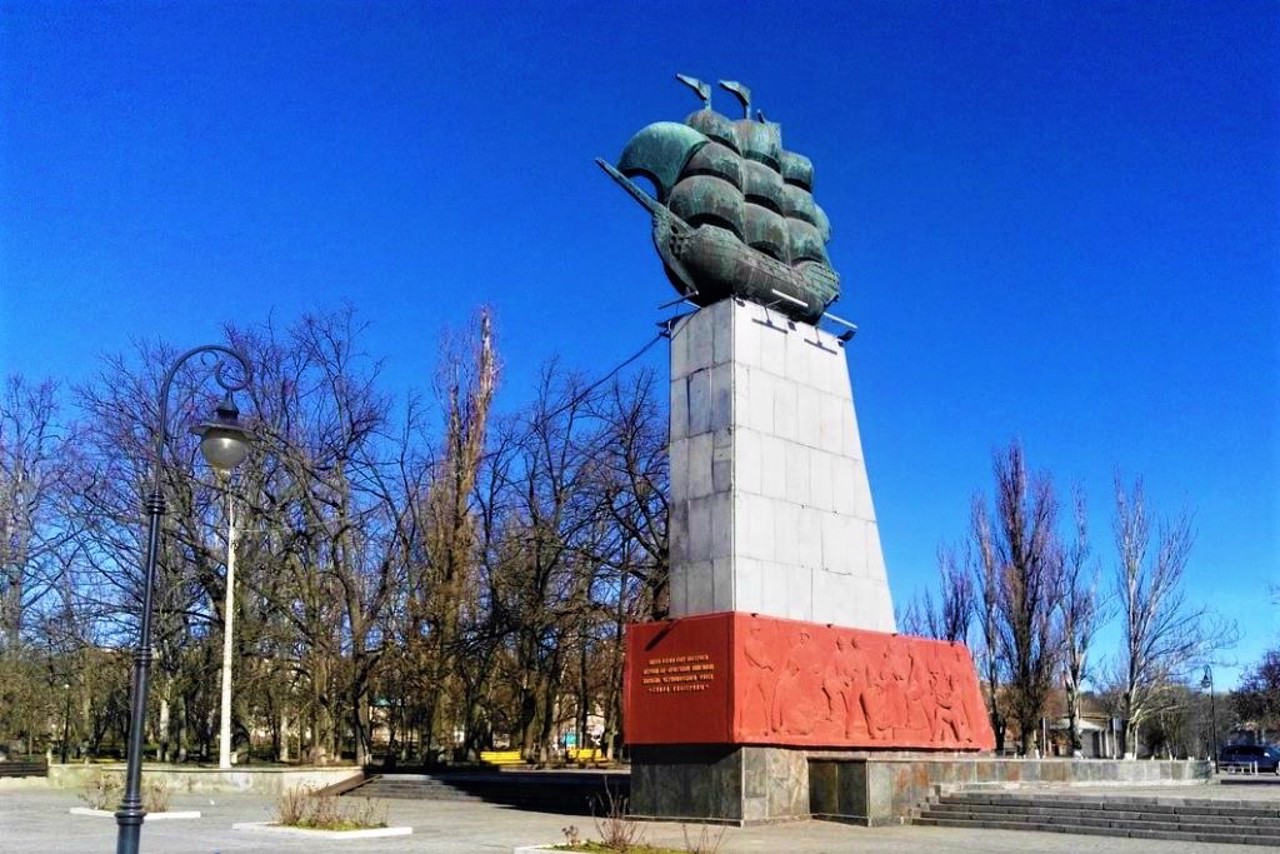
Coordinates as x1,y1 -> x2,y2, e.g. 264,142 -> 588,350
352,691 -> 371,766
175,694 -> 188,762
1125,720 -> 1139,759
278,711 -> 290,762
158,696 -> 171,763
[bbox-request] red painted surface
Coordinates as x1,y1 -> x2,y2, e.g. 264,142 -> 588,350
622,613 -> 735,744
625,612 -> 995,751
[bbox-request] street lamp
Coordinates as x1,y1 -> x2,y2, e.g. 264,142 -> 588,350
115,345 -> 251,854
1202,665 -> 1218,775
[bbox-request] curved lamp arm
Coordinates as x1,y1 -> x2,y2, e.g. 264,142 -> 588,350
150,344 -> 251,493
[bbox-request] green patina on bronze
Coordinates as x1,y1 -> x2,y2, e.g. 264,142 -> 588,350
598,76 -> 839,323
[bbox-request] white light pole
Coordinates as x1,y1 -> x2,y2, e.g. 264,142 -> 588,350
218,484 -> 237,770
1202,666 -> 1218,774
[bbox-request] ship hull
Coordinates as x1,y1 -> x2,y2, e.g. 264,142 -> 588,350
657,222 -> 837,324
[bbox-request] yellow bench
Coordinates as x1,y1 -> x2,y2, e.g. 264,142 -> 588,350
479,749 -> 524,766
567,747 -> 603,762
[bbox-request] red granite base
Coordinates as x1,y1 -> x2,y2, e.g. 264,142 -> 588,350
625,611 -> 994,751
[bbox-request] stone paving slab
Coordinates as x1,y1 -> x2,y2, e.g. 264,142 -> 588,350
0,786 -> 1268,853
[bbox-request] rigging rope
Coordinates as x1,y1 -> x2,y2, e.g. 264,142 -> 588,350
577,329 -> 667,400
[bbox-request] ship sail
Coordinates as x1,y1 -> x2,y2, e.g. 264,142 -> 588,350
616,122 -> 707,203
600,86 -> 841,324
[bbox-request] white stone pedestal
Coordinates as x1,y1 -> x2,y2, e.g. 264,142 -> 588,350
667,298 -> 895,631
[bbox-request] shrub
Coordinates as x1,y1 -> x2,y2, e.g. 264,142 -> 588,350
78,771 -> 172,813
78,770 -> 122,810
276,786 -> 309,826
143,778 -> 171,813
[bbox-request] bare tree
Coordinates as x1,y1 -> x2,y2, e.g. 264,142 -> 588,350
0,376 -> 79,650
492,365 -> 608,760
240,308 -> 405,765
0,305 -> 676,766
1234,649 -> 1280,733
586,371 -> 669,751
1110,476 -> 1236,758
407,308 -> 498,762
973,442 -> 1064,755
971,497 -> 1006,752
904,544 -> 975,643
70,343 -> 251,760
1058,488 -> 1108,755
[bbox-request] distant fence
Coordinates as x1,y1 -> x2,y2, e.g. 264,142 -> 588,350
1222,761 -> 1261,775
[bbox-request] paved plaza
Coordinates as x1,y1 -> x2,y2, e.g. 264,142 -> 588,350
2,778 -> 1277,853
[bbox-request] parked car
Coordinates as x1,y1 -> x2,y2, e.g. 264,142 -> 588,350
1219,744 -> 1280,773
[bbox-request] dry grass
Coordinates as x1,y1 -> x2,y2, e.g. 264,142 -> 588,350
77,769 -> 122,810
681,823 -> 726,854
275,786 -> 310,826
591,785 -> 646,852
555,784 -> 726,852
77,771 -> 172,813
142,778 -> 171,813
275,785 -> 387,831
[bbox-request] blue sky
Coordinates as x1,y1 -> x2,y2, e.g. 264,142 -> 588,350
2,2 -> 1275,687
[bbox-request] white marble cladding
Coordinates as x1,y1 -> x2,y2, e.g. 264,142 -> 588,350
668,298 -> 896,632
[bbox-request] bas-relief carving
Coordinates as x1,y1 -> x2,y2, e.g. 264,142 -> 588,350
733,617 -> 991,750
624,612 -> 993,750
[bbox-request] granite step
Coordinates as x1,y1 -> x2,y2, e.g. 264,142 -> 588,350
342,771 -> 628,816
347,776 -> 497,802
922,801 -> 1280,827
914,791 -> 1280,846
915,815 -> 1280,847
942,792 -> 1278,816
920,806 -> 1280,834
353,785 -> 483,801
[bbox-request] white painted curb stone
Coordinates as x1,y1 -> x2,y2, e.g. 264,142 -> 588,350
70,807 -> 202,821
232,821 -> 412,839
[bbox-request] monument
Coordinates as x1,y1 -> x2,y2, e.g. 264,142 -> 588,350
598,77 -> 995,825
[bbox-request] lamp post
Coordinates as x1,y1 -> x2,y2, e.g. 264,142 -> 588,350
1202,665 -> 1218,774
115,345 -> 251,854
218,485 -> 237,770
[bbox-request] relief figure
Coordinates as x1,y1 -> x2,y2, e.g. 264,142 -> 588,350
774,629 -> 820,735
860,645 -> 897,739
931,664 -> 971,743
822,634 -> 871,739
743,622 -> 778,735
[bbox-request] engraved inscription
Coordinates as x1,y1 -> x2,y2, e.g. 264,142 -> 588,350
642,653 -> 717,694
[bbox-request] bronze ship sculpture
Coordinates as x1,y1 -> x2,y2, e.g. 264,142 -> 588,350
598,76 -> 839,325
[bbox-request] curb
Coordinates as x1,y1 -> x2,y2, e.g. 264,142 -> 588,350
232,821 -> 413,839
69,807 -> 202,821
